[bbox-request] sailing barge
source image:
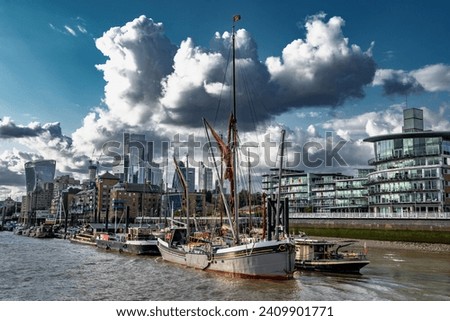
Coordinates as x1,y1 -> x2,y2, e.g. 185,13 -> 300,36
158,227 -> 295,279
157,15 -> 295,280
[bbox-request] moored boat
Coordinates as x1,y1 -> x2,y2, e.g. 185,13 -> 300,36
29,223 -> 54,238
70,232 -> 97,246
158,228 -> 295,279
157,15 -> 295,280
69,225 -> 98,246
294,237 -> 370,273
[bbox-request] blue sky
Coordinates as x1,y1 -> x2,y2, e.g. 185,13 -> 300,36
1,0 -> 450,198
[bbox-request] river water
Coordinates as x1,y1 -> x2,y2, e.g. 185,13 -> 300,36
0,231 -> 448,301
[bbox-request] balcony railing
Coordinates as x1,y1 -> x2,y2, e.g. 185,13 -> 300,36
368,148 -> 440,165
290,212 -> 450,219
366,173 -> 439,185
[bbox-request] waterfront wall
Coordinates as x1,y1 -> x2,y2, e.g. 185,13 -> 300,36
290,218 -> 450,231
134,213 -> 450,231
288,212 -> 450,231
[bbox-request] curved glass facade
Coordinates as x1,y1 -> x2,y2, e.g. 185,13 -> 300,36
365,134 -> 450,214
372,137 -> 441,164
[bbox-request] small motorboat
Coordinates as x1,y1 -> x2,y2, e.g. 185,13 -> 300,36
294,237 -> 370,273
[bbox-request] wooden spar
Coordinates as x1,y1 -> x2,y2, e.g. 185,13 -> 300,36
203,118 -> 237,243
173,155 -> 190,237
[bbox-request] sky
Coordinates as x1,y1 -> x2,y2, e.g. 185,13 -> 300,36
1,0 -> 450,200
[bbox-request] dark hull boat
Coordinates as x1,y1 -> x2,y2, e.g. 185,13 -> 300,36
96,226 -> 161,255
294,237 -> 370,273
96,237 -> 159,255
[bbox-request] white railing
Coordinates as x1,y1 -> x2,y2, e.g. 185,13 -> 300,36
289,212 -> 450,219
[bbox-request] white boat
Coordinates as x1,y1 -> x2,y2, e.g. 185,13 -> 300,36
157,15 -> 295,280
294,237 -> 370,273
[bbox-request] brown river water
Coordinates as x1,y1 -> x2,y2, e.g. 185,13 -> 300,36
0,231 -> 448,301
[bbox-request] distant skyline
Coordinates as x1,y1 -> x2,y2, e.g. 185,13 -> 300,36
1,0 -> 450,199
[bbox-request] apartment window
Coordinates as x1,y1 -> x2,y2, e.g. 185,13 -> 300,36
415,158 -> 426,166
424,169 -> 437,177
428,157 -> 440,165
425,180 -> 437,190
443,140 -> 450,155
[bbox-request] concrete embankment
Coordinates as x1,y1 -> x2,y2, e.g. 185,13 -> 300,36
290,218 -> 450,231
306,235 -> 450,253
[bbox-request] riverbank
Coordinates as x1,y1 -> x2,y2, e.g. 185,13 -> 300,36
292,225 -> 450,252
305,235 -> 450,253
291,225 -> 450,245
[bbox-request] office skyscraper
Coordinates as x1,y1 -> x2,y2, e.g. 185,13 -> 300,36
198,161 -> 213,192
172,160 -> 195,193
24,160 -> 56,193
24,160 -> 56,214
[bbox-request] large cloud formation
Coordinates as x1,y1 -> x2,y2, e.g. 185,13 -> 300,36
72,13 -> 377,155
95,16 -> 177,127
163,14 -> 377,127
266,14 -> 376,108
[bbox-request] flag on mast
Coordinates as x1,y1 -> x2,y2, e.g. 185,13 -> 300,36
233,14 -> 241,22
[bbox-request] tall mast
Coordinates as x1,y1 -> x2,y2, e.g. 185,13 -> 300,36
232,15 -> 239,118
231,14 -> 241,244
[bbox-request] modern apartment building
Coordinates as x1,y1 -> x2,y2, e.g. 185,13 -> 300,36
333,168 -> 373,212
363,108 -> 450,214
262,169 -> 351,213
